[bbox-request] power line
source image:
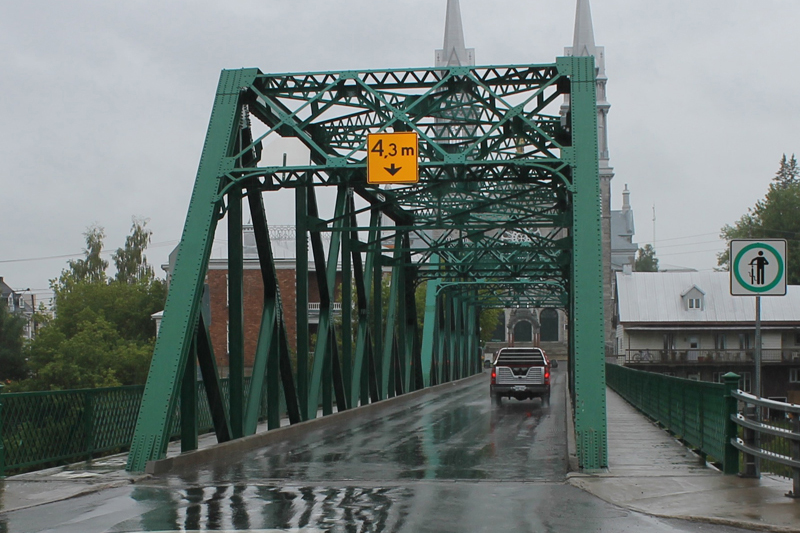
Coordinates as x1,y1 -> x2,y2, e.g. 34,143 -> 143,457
0,253 -> 84,264
655,238 -> 725,250
0,240 -> 178,264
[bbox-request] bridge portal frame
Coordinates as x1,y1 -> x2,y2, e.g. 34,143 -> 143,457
126,57 -> 607,472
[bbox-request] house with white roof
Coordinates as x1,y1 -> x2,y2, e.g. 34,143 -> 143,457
615,270 -> 800,404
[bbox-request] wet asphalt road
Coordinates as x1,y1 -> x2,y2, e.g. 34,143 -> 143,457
0,369 -> 754,532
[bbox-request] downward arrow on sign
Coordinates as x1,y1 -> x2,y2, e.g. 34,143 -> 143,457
385,164 -> 402,176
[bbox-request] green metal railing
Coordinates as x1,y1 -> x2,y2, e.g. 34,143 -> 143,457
0,378 -> 266,476
606,363 -> 739,474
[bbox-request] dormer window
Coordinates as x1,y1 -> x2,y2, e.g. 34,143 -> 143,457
681,285 -> 705,311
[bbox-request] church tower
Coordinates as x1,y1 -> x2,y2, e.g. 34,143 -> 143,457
435,0 -> 475,67
563,0 -> 616,350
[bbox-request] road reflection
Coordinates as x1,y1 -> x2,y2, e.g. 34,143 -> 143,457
131,484 -> 413,532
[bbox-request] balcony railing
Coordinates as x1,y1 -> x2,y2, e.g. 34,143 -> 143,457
622,349 -> 800,364
307,303 -> 343,312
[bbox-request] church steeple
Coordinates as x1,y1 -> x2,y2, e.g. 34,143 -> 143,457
563,0 -> 609,162
572,0 -> 597,58
435,0 -> 475,67
563,0 -> 616,348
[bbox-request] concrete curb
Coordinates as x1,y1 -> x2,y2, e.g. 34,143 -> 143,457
566,479 -> 800,533
146,372 -> 486,475
565,377 -> 579,472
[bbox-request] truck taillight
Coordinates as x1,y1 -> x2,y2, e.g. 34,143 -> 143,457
545,369 -> 550,384
491,370 -> 496,384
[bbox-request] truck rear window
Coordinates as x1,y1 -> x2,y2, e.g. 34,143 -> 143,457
494,348 -> 546,366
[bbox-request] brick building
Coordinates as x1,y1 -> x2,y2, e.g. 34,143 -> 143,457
163,226 -> 342,376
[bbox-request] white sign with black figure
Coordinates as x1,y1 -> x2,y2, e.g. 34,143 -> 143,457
730,239 -> 787,296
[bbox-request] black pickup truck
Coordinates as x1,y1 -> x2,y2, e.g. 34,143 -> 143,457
490,347 -> 551,405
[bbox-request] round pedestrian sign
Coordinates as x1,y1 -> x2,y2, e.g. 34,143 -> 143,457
730,239 -> 787,296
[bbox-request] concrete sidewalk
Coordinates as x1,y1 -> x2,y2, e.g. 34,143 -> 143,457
568,388 -> 800,532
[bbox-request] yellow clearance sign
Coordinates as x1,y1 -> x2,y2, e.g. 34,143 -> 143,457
367,132 -> 419,184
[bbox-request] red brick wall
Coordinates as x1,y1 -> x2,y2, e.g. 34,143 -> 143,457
206,265 -> 339,372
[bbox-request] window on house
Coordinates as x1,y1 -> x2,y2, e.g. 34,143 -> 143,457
663,334 -> 675,352
715,333 -> 726,350
739,372 -> 752,392
739,333 -> 752,350
790,369 -> 800,383
688,298 -> 701,309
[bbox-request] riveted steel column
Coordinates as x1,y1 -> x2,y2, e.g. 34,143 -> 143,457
180,339 -> 198,452
420,275 -> 439,387
126,68 -> 257,472
228,186 -> 244,439
341,188 -> 353,397
296,185 -> 309,420
350,209 -> 379,407
560,55 -> 607,471
381,233 -> 403,398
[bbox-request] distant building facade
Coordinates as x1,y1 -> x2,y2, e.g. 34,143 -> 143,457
0,276 -> 36,340
616,271 -> 800,404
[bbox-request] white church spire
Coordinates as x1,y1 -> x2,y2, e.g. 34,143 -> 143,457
435,0 -> 475,67
563,0 -> 616,348
572,0 -> 597,58
564,0 -> 610,162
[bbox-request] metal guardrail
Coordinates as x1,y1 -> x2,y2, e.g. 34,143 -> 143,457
621,348 -> 799,364
0,378 -> 266,476
606,363 -> 739,474
731,390 -> 800,498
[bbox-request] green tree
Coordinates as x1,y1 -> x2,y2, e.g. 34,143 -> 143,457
60,225 -> 108,287
0,301 -> 28,381
113,217 -> 155,284
479,306 -> 502,344
635,244 -> 659,272
17,223 -> 166,391
718,155 -> 800,284
772,153 -> 799,189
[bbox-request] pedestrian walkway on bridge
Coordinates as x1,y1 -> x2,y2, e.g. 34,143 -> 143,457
569,388 -> 800,532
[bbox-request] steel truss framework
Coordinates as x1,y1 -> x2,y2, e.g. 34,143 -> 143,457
125,57 -> 607,472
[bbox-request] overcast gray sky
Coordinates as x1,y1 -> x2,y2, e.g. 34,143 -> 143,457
3,0 -> 800,303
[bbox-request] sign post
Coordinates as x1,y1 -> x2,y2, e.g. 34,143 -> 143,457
730,239 -> 788,478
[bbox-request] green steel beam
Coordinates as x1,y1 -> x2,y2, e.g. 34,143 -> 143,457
180,339 -> 197,453
380,233 -> 403,399
295,185 -> 309,420
560,55 -> 607,471
195,313 -> 232,445
126,69 -> 256,472
420,277 -> 439,388
228,187 -> 244,439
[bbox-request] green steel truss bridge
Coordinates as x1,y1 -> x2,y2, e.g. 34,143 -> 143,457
125,56 -> 607,472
